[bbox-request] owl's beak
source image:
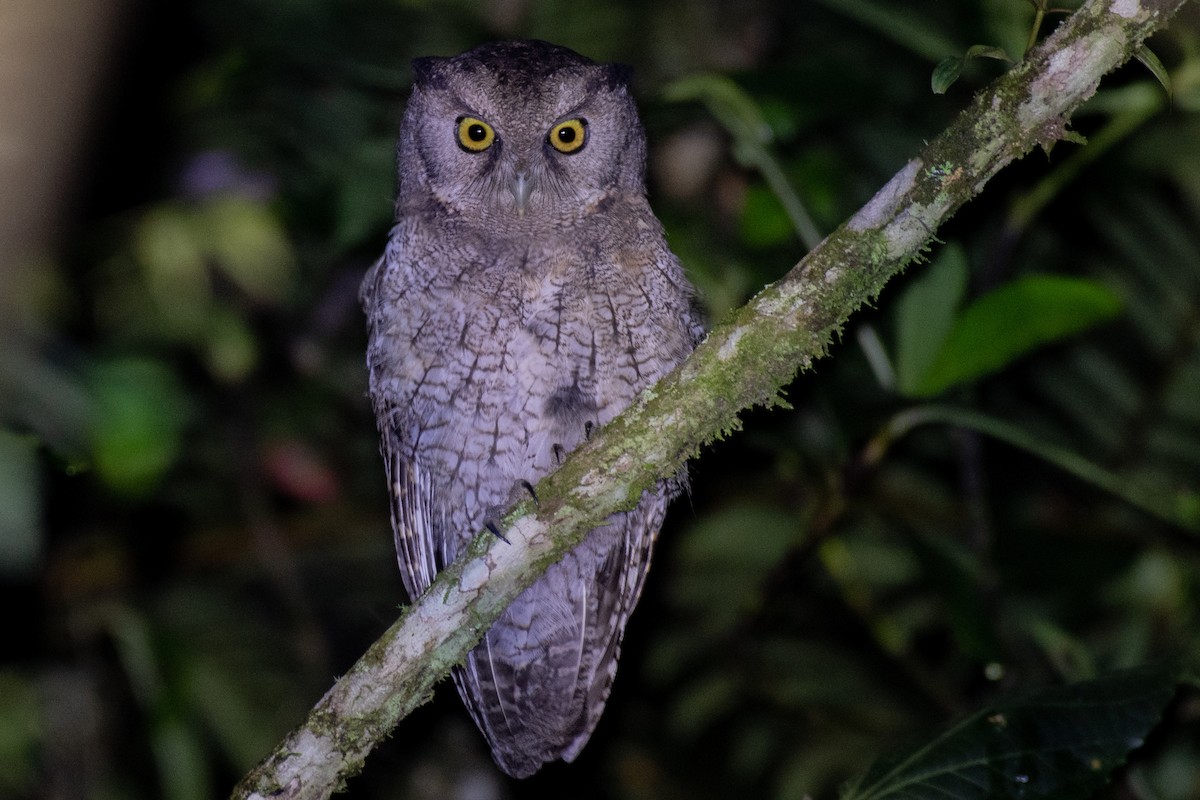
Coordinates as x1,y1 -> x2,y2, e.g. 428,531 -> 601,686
509,172 -> 534,217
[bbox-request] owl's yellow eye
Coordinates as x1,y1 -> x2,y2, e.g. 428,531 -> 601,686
456,117 -> 495,152
549,119 -> 587,154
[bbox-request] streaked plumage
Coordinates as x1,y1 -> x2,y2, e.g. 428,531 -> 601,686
361,40 -> 702,778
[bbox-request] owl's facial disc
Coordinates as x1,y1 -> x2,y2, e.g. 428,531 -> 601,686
445,108 -> 598,218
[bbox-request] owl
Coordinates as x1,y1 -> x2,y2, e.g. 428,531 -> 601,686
361,40 -> 703,778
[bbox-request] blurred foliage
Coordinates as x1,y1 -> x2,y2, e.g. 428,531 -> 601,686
842,666 -> 1177,800
3,0 -> 1200,798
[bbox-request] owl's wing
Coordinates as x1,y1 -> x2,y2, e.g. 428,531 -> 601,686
381,426 -> 441,602
566,485 -> 668,759
449,485 -> 670,778
364,244 -> 447,602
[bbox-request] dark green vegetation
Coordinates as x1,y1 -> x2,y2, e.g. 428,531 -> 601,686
3,1 -> 1200,798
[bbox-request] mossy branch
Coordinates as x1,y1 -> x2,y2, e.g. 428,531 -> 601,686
231,1 -> 1189,797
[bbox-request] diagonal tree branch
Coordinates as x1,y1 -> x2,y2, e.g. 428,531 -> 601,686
231,1 -> 1190,796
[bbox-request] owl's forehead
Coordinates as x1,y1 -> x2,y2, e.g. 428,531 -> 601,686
455,69 -> 593,120
417,41 -> 618,124
453,40 -> 596,86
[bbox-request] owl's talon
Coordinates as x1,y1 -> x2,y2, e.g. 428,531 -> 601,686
584,420 -> 594,440
485,520 -> 510,544
519,479 -> 539,505
552,444 -> 565,465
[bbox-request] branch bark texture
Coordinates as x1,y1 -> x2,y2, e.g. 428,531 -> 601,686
232,1 -> 1190,796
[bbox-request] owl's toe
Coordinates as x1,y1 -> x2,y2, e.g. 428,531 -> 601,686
482,479 -> 540,541
484,519 -> 510,543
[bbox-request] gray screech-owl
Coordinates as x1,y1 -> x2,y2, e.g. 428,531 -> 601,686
361,40 -> 703,778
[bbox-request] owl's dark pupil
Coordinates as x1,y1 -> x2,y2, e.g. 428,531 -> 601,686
467,124 -> 487,142
557,127 -> 576,144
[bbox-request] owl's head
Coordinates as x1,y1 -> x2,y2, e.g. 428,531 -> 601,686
396,40 -> 647,227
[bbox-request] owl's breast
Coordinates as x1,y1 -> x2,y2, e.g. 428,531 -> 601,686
506,240 -> 693,467
373,219 -> 696,503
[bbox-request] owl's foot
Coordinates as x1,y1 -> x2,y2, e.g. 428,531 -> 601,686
518,479 -> 538,506
551,421 -> 595,465
482,480 -> 540,542
484,520 -> 510,544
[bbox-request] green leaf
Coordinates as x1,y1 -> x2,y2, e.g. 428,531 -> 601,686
0,670 -> 40,795
205,306 -> 259,383
881,404 -> 1200,532
668,505 -> 803,630
908,531 -> 999,661
0,430 -> 42,578
933,47 -> 1011,94
89,358 -> 192,496
914,275 -> 1122,396
664,73 -> 823,249
134,205 -> 212,338
201,196 -> 295,304
813,0 -> 958,62
965,44 -> 1012,63
841,666 -> 1177,800
895,243 -> 969,396
931,56 -> 963,94
661,74 -> 773,155
332,139 -> 394,252
739,184 -> 795,248
108,609 -> 213,800
1135,45 -> 1172,98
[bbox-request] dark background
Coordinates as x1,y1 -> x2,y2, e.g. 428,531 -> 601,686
2,1 -> 1200,798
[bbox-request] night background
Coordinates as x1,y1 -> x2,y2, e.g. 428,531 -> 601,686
3,1 -> 1200,798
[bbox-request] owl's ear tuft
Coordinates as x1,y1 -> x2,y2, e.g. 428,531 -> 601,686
412,57 -> 449,89
599,63 -> 633,92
